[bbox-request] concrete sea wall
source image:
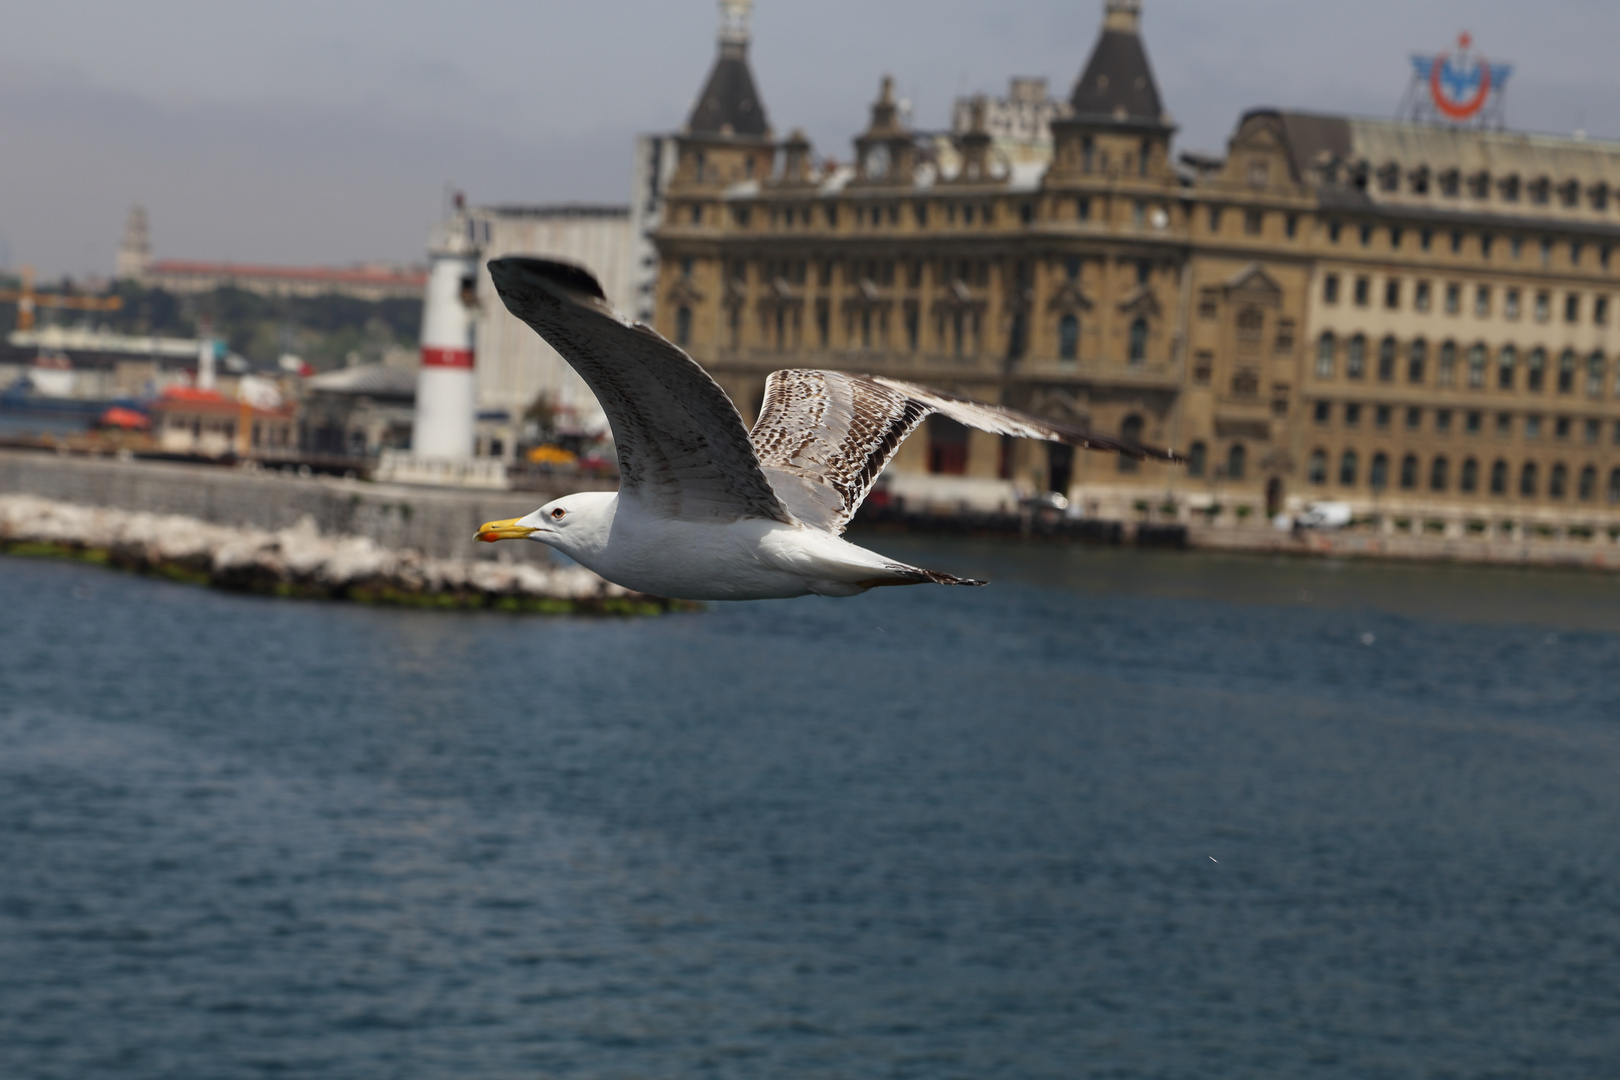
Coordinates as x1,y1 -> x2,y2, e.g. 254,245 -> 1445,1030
0,451 -> 681,612
0,450 -> 565,564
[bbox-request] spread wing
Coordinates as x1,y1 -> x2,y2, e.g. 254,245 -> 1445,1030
749,370 -> 1181,533
488,257 -> 791,524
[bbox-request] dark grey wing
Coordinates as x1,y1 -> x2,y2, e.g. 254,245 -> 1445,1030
749,369 -> 1181,533
488,257 -> 792,524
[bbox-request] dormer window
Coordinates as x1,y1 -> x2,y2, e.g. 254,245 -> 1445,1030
1409,166 -> 1431,195
1499,175 -> 1520,202
1468,171 -> 1491,199
1378,163 -> 1401,193
1439,169 -> 1460,197
1530,177 -> 1551,205
1591,182 -> 1610,211
1559,179 -> 1581,208
1350,161 -> 1369,192
1247,158 -> 1269,188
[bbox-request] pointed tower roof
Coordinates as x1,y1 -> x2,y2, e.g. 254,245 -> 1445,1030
685,0 -> 770,138
1069,0 -> 1169,129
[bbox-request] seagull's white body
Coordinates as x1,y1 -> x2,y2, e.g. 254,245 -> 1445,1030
476,258 -> 1179,601
508,491 -> 916,600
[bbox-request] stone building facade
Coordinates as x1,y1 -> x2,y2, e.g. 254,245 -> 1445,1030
653,0 -> 1620,536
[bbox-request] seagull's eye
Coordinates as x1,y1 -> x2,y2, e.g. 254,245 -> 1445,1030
550,508 -> 566,520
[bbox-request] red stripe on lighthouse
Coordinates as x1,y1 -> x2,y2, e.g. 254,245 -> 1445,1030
421,347 -> 473,369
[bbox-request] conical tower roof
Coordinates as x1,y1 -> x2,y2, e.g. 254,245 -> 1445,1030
686,0 -> 770,138
1069,0 -> 1169,129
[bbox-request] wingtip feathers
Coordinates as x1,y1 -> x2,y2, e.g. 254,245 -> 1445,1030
487,256 -> 609,307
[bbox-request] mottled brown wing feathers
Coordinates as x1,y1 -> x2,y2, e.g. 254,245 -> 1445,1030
749,370 -> 1181,533
488,258 -> 791,524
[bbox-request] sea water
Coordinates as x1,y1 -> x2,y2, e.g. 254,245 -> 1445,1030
2,538 -> 1618,1078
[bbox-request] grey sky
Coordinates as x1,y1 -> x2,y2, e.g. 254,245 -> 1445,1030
4,0 -> 1619,279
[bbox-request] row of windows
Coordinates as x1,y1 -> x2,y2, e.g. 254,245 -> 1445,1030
1343,162 -> 1618,212
1311,400 -> 1620,443
1183,441 -> 1244,481
722,257 -> 999,292
745,199 -> 1042,232
1324,274 -> 1611,322
1307,449 -> 1620,501
1314,334 -> 1617,396
1324,223 -> 1611,271
1053,314 -> 1149,363
700,298 -> 1155,364
724,198 -> 1611,277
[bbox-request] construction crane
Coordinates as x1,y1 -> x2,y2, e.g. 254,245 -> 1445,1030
0,266 -> 123,332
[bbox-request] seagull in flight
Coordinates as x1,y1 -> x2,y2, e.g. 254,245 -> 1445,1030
476,258 -> 1179,600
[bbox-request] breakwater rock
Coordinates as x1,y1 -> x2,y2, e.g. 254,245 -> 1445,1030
0,494 -> 684,614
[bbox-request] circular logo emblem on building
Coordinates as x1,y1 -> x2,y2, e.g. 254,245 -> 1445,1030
1427,33 -> 1493,120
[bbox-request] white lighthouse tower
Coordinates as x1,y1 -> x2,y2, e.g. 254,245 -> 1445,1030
378,205 -> 506,487
411,214 -> 480,458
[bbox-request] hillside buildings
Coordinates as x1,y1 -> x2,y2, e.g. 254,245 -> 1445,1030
116,206 -> 425,302
652,0 -> 1620,537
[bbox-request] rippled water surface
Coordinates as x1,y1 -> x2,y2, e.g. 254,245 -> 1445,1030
3,538 -> 1619,1078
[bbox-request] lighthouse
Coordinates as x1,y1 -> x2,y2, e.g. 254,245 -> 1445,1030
410,210 -> 481,459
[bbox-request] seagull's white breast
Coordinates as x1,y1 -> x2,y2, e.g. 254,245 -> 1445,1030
580,497 -> 897,601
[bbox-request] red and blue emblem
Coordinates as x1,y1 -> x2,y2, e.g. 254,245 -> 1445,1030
1411,34 -> 1512,121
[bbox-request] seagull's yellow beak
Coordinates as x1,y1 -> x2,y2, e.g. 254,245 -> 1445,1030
476,517 -> 537,543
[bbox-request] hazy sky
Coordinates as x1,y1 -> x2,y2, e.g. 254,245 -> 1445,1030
5,0 -> 1620,279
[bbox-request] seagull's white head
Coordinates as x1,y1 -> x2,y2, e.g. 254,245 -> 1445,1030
476,491 -> 615,560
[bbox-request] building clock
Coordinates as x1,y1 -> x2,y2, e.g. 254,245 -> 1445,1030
864,143 -> 891,181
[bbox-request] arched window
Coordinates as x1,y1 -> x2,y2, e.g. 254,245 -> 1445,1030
1520,461 -> 1539,497
1528,347 -> 1547,392
1118,414 -> 1144,473
1408,338 -> 1427,384
1058,314 -> 1079,360
1316,332 -> 1336,378
1430,456 -> 1450,492
1008,313 -> 1027,360
1399,453 -> 1418,489
1579,465 -> 1597,501
675,305 -> 693,347
1339,450 -> 1358,486
1468,343 -> 1488,388
1549,463 -> 1568,499
1309,449 -> 1328,484
1490,459 -> 1509,495
1187,440 -> 1207,478
1460,457 -> 1479,493
1588,352 -> 1606,398
1558,349 -> 1578,393
1370,452 -> 1390,490
1128,318 -> 1149,364
1438,340 -> 1457,386
1378,335 -> 1397,381
1227,443 -> 1246,480
1347,334 -> 1367,379
1497,345 -> 1517,390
